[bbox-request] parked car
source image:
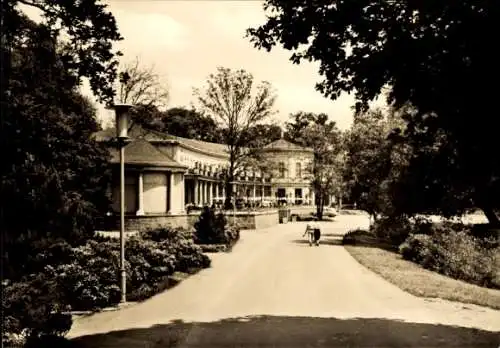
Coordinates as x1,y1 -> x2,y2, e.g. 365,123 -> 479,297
323,207 -> 338,217
260,199 -> 273,208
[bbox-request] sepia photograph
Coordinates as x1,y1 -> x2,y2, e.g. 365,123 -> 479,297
1,0 -> 499,347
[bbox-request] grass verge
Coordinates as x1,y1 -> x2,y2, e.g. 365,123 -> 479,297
344,244 -> 500,310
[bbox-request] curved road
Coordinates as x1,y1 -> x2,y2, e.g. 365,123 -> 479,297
69,215 -> 500,347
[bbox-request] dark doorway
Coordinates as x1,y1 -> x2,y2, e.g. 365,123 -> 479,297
295,188 -> 303,205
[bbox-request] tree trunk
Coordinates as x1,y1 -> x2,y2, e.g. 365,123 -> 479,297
224,158 -> 236,210
224,180 -> 232,210
316,192 -> 324,220
480,206 -> 500,227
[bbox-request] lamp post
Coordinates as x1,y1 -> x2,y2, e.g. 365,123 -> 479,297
113,103 -> 132,304
231,181 -> 236,225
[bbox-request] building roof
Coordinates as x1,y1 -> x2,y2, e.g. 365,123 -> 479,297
95,124 -> 312,159
167,135 -> 228,157
93,125 -> 172,143
94,124 -> 229,157
264,138 -> 314,152
108,139 -> 186,169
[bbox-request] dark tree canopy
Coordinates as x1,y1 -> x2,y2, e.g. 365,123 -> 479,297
248,1 -> 496,114
160,107 -> 223,143
2,0 -> 122,104
1,16 -> 112,279
248,1 -> 500,224
241,123 -> 282,148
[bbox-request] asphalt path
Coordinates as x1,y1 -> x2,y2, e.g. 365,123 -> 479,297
69,215 -> 499,347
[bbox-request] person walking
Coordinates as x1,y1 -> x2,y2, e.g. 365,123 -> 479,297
303,217 -> 321,246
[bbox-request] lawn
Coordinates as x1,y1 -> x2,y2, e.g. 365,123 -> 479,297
344,244 -> 500,310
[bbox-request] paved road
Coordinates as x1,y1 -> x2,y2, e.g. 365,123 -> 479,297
69,215 -> 499,347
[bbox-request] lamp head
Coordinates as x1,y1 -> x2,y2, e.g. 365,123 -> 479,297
109,103 -> 133,139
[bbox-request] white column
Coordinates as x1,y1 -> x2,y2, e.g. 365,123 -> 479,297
204,181 -> 209,206
180,174 -> 185,213
168,172 -> 174,214
136,172 -> 144,215
194,179 -> 199,206
253,184 -> 256,205
222,184 -> 226,203
208,182 -> 212,205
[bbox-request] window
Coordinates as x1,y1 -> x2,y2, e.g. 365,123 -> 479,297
296,162 -> 302,178
279,162 -> 286,178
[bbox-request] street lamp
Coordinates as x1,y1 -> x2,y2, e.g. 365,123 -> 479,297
113,103 -> 132,304
230,181 -> 236,224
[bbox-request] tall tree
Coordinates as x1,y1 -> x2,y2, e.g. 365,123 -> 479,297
1,17 -> 112,279
193,67 -> 277,208
247,1 -> 500,225
158,107 -> 223,143
117,57 -> 170,128
2,0 -> 122,104
344,109 -> 393,220
286,112 -> 343,219
242,123 -> 282,148
117,57 -> 169,108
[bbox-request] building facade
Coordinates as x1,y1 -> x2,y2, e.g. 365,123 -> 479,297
95,125 -> 315,218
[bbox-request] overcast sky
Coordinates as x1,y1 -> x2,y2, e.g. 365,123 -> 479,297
28,0 -> 386,130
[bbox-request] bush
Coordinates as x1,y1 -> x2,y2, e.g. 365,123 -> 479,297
399,234 -> 441,269
199,244 -> 228,253
371,215 -> 414,246
3,227 -> 212,345
400,224 -> 499,289
434,230 -> 498,288
193,207 -> 240,247
342,229 -> 375,245
3,273 -> 72,347
194,206 -> 227,244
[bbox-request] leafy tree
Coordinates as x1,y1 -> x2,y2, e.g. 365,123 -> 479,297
285,112 -> 329,144
116,57 -> 170,128
193,67 -> 277,209
242,123 -> 282,148
1,15 -> 113,279
158,107 -> 223,143
286,112 -> 343,219
2,0 -> 122,104
247,1 -> 500,225
344,109 -> 395,220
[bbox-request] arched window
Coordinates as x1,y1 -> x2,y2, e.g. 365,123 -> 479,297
296,162 -> 302,178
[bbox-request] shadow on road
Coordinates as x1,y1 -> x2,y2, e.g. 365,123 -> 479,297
291,238 -> 343,246
68,315 -> 499,347
322,232 -> 346,237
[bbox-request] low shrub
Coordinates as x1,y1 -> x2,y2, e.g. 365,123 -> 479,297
3,273 -> 72,347
199,244 -> 227,253
399,234 -> 440,270
193,207 -> 240,248
194,206 -> 227,244
371,215 -> 414,246
342,229 -> 375,245
400,224 -> 499,289
3,227 -> 212,345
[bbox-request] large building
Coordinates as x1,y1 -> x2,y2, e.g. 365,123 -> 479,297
95,124 -> 315,220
